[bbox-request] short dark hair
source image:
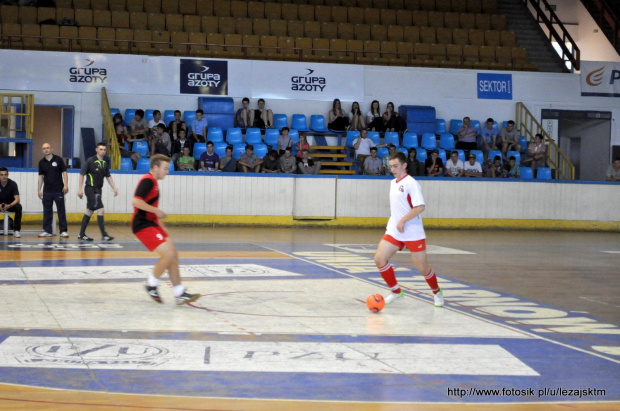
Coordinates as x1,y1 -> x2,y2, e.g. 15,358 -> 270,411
242,97 -> 250,103
96,142 -> 106,148
509,156 -> 516,161
156,123 -> 166,130
451,151 -> 459,156
486,118 -> 494,123
507,120 -> 515,126
281,126 -> 289,132
246,144 -> 254,150
269,150 -> 277,157
0,167 -> 8,173
135,109 -> 144,117
226,145 -> 233,152
150,154 -> 170,168
207,141 -> 214,147
389,152 -> 407,164
178,128 -> 186,135
153,110 -> 161,116
258,98 -> 265,103
370,147 -> 377,152
493,155 -> 501,161
174,110 -> 181,114
285,147 -> 292,153
196,109 -> 204,115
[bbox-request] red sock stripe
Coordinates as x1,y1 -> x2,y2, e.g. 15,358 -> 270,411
424,269 -> 440,293
379,263 -> 392,272
424,269 -> 435,279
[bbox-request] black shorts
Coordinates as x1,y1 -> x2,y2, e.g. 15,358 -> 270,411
85,185 -> 104,211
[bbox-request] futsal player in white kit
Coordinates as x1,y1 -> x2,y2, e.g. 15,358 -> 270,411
373,151 -> 444,307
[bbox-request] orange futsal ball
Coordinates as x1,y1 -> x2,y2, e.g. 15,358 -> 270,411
366,294 -> 385,313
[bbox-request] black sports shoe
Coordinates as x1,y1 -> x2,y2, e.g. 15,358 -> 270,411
145,285 -> 163,303
77,235 -> 94,241
175,291 -> 201,305
102,235 -> 114,241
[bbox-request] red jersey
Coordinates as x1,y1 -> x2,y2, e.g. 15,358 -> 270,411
132,173 -> 160,233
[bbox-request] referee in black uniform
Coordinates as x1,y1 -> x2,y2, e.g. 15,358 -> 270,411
38,143 -> 69,237
77,142 -> 118,241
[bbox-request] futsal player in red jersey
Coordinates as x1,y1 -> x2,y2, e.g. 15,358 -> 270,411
373,152 -> 444,307
132,154 -> 201,305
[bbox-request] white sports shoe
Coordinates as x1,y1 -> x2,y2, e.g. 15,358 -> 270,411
60,232 -> 69,238
13,231 -> 21,238
384,290 -> 404,304
38,232 -> 52,237
434,290 -> 444,307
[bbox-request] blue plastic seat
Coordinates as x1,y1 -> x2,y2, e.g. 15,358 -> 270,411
470,150 -> 484,164
402,132 -> 418,148
439,133 -> 455,150
245,128 -> 263,144
310,115 -> 328,132
437,148 -> 447,164
133,141 -> 149,156
415,149 -> 427,163
124,109 -> 137,124
273,113 -> 288,130
253,143 -> 268,158
120,157 -> 133,171
471,120 -> 481,135
183,110 -> 196,126
264,128 -> 280,149
346,130 -> 360,147
144,109 -> 156,122
377,147 -> 389,158
435,118 -> 447,135
169,161 -> 176,172
518,136 -> 527,153
397,147 -> 408,156
520,167 -> 533,179
421,133 -> 437,150
193,143 -> 207,159
214,142 -> 228,157
110,108 -> 121,117
136,157 -> 150,171
163,110 -> 175,125
291,114 -> 309,131
207,127 -> 224,142
536,167 -> 552,179
384,131 -> 400,147
288,129 -> 300,145
232,143 -> 246,160
367,131 -> 380,145
488,149 -> 502,162
226,128 -> 243,144
454,149 -> 465,162
507,150 -> 521,164
449,119 -> 463,135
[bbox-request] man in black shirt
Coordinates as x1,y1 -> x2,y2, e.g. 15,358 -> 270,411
38,143 -> 69,238
0,167 -> 22,238
77,142 -> 119,241
261,150 -> 280,173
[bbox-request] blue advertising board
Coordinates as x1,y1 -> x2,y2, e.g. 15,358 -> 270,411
477,73 -> 512,100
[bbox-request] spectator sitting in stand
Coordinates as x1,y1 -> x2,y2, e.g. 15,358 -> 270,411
487,155 -> 503,178
262,150 -> 280,173
382,102 -> 406,132
328,98 -> 350,131
148,110 -> 166,139
349,101 -> 366,131
500,120 -> 521,161
444,150 -> 464,177
199,141 -> 220,172
501,163 -> 512,178
383,144 -> 397,176
115,123 -> 141,167
606,157 -> 620,181
219,145 -> 237,172
129,109 -> 149,145
177,146 -> 196,171
463,153 -> 483,177
480,117 -> 499,158
170,129 -> 192,164
364,147 -> 384,175
238,144 -> 263,173
150,123 -> 171,156
353,129 -> 386,175
508,155 -> 520,178
190,109 -> 208,142
235,97 -> 251,129
279,147 -> 297,174
455,116 -> 478,153
525,133 -> 546,176
367,100 -> 385,132
425,149 -> 444,177
167,110 -> 187,141
277,127 -> 293,157
113,113 -> 129,135
249,98 -> 274,129
406,147 -> 425,177
297,149 -> 321,175
295,135 -> 310,161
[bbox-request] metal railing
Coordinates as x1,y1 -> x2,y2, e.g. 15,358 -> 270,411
590,0 -> 620,49
516,102 -> 575,180
523,0 -> 580,71
0,93 -> 34,139
101,87 -> 121,170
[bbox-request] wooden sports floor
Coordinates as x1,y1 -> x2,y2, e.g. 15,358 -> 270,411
0,225 -> 618,410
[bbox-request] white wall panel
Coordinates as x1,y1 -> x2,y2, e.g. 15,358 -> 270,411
293,177 -> 336,218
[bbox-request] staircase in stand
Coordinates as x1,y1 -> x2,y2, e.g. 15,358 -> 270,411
309,145 -> 356,175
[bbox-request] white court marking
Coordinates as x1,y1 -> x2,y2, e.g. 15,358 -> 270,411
0,337 -> 539,375
601,251 -> 620,254
326,244 -> 476,255
0,264 -> 302,281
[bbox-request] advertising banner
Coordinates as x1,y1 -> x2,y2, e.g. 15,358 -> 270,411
179,59 -> 228,95
581,61 -> 620,97
477,73 -> 512,100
